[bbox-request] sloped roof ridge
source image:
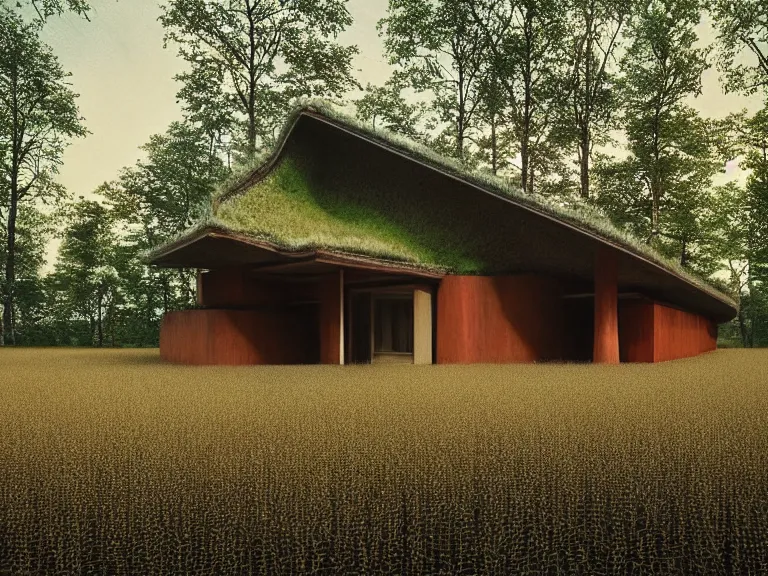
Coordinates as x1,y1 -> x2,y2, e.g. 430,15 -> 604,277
206,97 -> 736,311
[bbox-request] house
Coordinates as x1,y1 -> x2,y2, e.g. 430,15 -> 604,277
145,100 -> 737,365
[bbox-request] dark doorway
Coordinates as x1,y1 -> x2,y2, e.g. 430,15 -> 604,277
373,295 -> 413,361
562,296 -> 594,362
349,291 -> 372,363
347,290 -> 415,364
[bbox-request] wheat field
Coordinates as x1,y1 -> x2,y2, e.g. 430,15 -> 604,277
0,348 -> 766,575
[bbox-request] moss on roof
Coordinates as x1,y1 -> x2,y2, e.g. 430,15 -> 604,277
215,156 -> 484,273
147,98 -> 737,312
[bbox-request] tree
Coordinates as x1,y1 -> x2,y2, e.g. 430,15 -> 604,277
710,0 -> 768,95
712,106 -> 768,346
52,198 -> 119,347
354,75 -> 430,142
471,65 -> 513,176
101,120 -> 226,339
0,203 -> 56,344
159,0 -> 360,160
564,0 -> 631,198
593,0 -> 719,272
378,0 -> 489,162
13,0 -> 91,21
0,7 -> 86,345
469,0 -> 571,193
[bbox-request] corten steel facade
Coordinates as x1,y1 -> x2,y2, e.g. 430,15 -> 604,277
149,103 -> 737,366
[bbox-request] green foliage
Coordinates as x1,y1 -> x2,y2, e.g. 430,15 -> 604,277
378,0 -> 489,162
0,5 -> 86,344
354,74 -> 429,142
469,0 -> 573,193
13,0 -> 90,21
593,0 -> 721,276
104,121 -> 227,245
159,0 -> 360,160
710,0 -> 768,95
0,205 -> 57,345
562,0 -> 632,198
710,106 -> 768,346
50,198 -> 119,347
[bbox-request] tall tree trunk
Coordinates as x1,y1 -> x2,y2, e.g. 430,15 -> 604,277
457,62 -> 466,162
178,269 -> 192,307
162,273 -> 169,316
491,115 -> 498,175
680,237 -> 687,267
738,307 -> 749,347
107,299 -> 116,347
3,187 -> 18,346
579,123 -> 590,199
97,291 -> 103,348
144,278 -> 153,347
521,136 -> 529,192
528,165 -> 534,195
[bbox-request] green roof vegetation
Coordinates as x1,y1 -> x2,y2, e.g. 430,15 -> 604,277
148,98 -> 737,311
215,156 -> 484,273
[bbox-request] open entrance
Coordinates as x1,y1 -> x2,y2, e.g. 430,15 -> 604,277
562,294 -> 594,362
347,289 -> 418,364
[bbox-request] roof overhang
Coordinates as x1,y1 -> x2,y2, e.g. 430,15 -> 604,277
147,103 -> 737,324
147,226 -> 446,280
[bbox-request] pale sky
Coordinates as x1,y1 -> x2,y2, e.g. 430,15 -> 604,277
32,0 -> 765,272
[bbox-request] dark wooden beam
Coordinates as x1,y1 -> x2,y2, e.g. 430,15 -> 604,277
246,255 -> 320,273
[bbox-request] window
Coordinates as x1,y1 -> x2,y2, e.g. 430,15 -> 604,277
374,296 -> 413,354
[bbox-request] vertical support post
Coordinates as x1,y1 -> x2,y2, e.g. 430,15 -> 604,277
413,288 -> 433,364
370,295 -> 376,363
339,269 -> 344,365
319,269 -> 344,364
346,288 -> 353,363
594,245 -> 620,364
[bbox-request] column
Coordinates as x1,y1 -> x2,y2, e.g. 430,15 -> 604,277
319,269 -> 344,364
413,288 -> 433,364
594,245 -> 620,364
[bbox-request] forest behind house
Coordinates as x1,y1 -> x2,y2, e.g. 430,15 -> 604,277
1,0 -> 767,349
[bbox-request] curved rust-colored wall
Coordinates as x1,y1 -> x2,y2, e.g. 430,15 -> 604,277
436,275 -> 564,363
618,300 -> 655,362
160,308 -> 318,365
653,303 -> 717,362
618,300 -> 717,362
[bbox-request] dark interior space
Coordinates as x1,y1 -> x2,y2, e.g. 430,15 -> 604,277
348,291 -> 372,363
287,302 -> 321,364
562,297 -> 594,362
373,296 -> 413,355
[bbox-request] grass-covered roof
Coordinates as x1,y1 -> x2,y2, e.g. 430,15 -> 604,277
146,98 -> 737,320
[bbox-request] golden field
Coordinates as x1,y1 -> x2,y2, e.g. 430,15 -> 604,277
0,348 -> 766,575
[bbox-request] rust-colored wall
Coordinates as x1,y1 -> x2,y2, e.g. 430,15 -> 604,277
653,303 -> 717,362
436,275 -> 564,364
618,300 -> 717,362
160,309 -> 318,365
618,300 -> 655,362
